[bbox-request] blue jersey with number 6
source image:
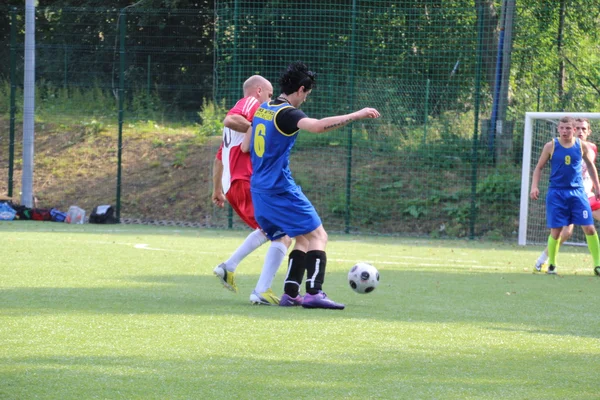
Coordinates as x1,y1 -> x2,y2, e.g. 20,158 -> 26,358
250,101 -> 299,194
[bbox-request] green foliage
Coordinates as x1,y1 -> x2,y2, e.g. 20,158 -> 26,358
172,141 -> 190,168
151,138 -> 166,148
509,1 -> 600,116
34,81 -> 116,119
197,98 -> 227,138
81,119 -> 105,137
0,80 -> 21,116
401,200 -> 429,219
129,89 -> 165,121
395,111 -> 490,169
476,168 -> 521,204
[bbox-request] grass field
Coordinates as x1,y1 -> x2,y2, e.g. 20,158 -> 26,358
1,222 -> 600,399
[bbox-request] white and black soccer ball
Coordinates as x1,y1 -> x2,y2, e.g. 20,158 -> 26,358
348,262 -> 380,294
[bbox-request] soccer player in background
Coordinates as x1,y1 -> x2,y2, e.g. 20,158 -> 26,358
530,116 -> 600,276
212,75 -> 288,302
249,61 -> 380,309
534,118 -> 600,272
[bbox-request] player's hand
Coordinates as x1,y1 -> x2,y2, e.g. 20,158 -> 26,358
356,108 -> 380,119
530,188 -> 539,200
212,191 -> 226,208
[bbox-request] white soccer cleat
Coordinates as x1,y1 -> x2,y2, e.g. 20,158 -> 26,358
533,261 -> 547,273
249,289 -> 280,305
213,263 -> 238,293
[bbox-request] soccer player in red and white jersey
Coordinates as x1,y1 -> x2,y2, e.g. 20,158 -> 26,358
213,75 -> 286,296
534,118 -> 600,274
577,119 -> 600,215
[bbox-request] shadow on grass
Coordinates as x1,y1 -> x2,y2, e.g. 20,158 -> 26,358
3,349 -> 596,399
2,270 -> 600,339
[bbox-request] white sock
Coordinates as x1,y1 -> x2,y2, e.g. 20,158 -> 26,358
255,241 -> 288,293
224,229 -> 267,272
537,249 -> 548,265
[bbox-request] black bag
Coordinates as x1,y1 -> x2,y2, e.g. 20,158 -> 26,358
12,204 -> 32,220
89,205 -> 117,224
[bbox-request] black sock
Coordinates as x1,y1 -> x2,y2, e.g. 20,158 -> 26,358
283,250 -> 306,297
305,250 -> 326,295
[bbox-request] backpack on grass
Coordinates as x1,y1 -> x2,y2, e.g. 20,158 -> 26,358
31,209 -> 52,221
0,202 -> 17,221
50,208 -> 68,222
89,205 -> 117,224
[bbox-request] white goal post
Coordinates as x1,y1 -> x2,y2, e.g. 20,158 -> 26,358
519,112 -> 600,246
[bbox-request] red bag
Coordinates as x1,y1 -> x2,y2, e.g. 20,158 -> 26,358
31,208 -> 52,221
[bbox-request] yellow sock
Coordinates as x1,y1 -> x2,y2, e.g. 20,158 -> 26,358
585,232 -> 600,266
547,235 -> 559,266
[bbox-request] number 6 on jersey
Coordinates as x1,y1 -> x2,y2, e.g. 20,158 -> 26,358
254,123 -> 266,157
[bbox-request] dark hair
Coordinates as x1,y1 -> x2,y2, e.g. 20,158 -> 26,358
279,61 -> 317,95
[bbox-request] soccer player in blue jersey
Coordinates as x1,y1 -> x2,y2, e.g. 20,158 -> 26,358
530,116 -> 600,276
249,61 -> 380,309
533,118 -> 600,272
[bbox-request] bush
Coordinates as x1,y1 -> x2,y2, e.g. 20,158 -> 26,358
197,98 -> 227,138
476,168 -> 521,204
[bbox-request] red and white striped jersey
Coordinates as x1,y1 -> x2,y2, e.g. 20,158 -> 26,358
583,142 -> 598,196
215,96 -> 261,194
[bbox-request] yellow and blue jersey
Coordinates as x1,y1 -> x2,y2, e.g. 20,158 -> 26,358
549,137 -> 584,189
250,101 -> 300,194
546,137 -> 593,228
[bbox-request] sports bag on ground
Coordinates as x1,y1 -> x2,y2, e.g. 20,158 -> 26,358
89,205 -> 117,224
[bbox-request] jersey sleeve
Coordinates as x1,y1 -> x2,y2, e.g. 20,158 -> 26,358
226,96 -> 261,122
275,108 -> 309,135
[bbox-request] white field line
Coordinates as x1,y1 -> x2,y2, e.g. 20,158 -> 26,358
133,243 -> 170,251
328,258 -> 507,270
2,235 -> 537,270
0,226 -> 187,234
5,236 -> 220,253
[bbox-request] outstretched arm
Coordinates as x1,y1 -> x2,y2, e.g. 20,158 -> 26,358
297,107 -> 380,134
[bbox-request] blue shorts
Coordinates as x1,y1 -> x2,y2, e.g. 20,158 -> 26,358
546,187 -> 594,228
251,186 -> 322,240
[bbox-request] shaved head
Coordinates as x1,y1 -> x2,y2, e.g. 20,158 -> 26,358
243,75 -> 270,95
242,75 -> 273,103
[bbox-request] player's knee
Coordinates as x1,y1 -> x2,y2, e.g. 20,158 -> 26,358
311,226 -> 328,244
561,230 -> 573,241
293,235 -> 309,251
278,235 -> 292,248
274,235 -> 292,249
582,225 -> 597,236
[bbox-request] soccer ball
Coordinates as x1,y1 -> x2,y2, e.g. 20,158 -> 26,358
348,262 -> 380,294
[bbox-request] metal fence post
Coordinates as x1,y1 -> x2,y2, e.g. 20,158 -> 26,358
116,9 -> 126,222
470,5 -> 485,240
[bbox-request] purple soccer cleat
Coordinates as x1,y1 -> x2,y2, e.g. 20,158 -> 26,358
301,291 -> 345,310
279,293 -> 304,307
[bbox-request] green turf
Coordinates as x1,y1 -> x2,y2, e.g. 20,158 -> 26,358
1,222 -> 599,399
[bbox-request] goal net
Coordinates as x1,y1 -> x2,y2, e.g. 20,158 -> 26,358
519,112 -> 600,246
